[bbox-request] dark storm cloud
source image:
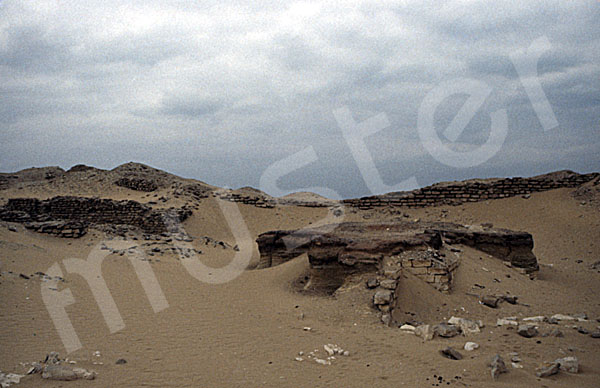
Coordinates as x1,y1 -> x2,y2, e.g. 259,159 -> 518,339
0,0 -> 598,197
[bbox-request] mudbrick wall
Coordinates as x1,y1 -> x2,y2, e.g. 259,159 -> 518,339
343,171 -> 599,209
114,177 -> 158,192
0,196 -> 192,236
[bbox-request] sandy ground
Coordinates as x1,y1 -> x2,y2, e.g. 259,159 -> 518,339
1,186 -> 599,387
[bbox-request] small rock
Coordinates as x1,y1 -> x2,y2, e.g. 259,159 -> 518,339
555,356 -> 578,373
577,327 -> 589,334
0,372 -> 23,387
489,355 -> 508,379
323,345 -> 335,356
512,362 -> 523,368
294,357 -> 303,362
497,318 -> 518,326
379,279 -> 397,290
41,365 -> 96,381
517,324 -> 538,338
399,324 -> 416,332
535,361 -> 559,378
464,342 -> 479,351
572,313 -> 588,321
480,295 -> 500,308
415,324 -> 434,341
373,290 -> 393,305
590,331 -> 600,338
44,352 -> 61,365
434,323 -> 460,338
302,327 -> 312,331
115,358 -> 127,365
509,353 -> 521,362
440,347 -> 462,360
551,314 -> 576,321
381,314 -> 392,326
448,316 -> 482,334
501,295 -> 518,304
522,316 -> 546,323
548,328 -> 564,337
366,278 -> 379,289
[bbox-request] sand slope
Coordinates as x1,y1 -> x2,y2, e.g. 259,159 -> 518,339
0,168 -> 599,387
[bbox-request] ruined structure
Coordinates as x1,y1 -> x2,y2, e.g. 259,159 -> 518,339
257,221 -> 538,321
0,196 -> 192,236
342,170 -> 598,209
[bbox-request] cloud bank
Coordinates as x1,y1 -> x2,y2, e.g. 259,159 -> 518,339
1,0 -> 598,197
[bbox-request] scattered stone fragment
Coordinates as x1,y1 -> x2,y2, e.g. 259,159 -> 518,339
41,365 -> 96,381
480,295 -> 500,308
551,314 -> 576,321
448,316 -> 482,334
44,352 -> 60,365
381,314 -> 392,326
572,313 -> 588,321
0,372 -> 23,388
497,317 -> 518,326
523,316 -> 546,323
314,358 -> 331,366
379,279 -> 397,290
508,352 -> 521,363
440,347 -> 462,360
464,342 -> 479,351
512,362 -> 523,368
555,356 -> 578,373
302,327 -> 312,331
366,278 -> 379,289
434,323 -> 460,338
26,363 -> 43,375
323,345 -> 335,356
400,324 -> 416,333
115,358 -> 127,365
373,290 -> 393,305
548,328 -> 564,337
517,324 -> 538,338
535,361 -> 559,378
415,324 -> 435,341
577,326 -> 589,334
294,357 -> 303,362
501,295 -> 518,304
489,355 -> 508,379
590,331 -> 600,338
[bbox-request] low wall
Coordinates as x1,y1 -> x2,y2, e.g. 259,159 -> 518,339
0,196 -> 192,235
343,171 -> 598,209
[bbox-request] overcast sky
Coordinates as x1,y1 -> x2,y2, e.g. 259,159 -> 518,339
1,0 -> 598,198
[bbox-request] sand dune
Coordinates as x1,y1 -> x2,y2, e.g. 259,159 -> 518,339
0,164 -> 599,387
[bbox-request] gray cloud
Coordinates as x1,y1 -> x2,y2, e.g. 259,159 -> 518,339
0,0 -> 598,198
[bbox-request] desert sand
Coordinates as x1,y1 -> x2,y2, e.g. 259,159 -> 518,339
0,163 -> 599,387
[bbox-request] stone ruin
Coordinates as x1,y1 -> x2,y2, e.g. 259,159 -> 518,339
114,177 -> 158,192
257,221 -> 538,322
0,196 -> 192,237
342,170 -> 598,209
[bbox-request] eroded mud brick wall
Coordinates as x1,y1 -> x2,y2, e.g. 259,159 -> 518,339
343,172 -> 598,209
0,196 -> 191,234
